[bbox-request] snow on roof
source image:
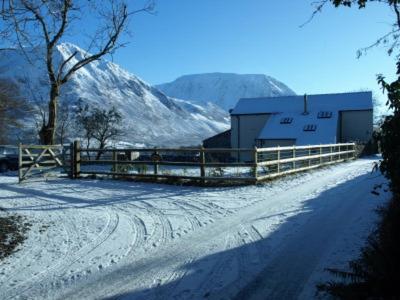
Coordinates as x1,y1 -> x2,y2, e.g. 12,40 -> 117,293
230,91 -> 372,115
257,111 -> 338,145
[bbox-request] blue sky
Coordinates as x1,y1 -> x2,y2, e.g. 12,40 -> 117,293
107,0 -> 397,105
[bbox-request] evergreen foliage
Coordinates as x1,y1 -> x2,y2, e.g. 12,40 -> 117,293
317,196 -> 400,299
376,69 -> 400,195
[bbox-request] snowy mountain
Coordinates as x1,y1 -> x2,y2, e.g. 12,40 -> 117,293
0,44 -> 229,146
156,73 -> 296,111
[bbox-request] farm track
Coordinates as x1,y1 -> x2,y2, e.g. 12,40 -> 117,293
0,157 -> 390,300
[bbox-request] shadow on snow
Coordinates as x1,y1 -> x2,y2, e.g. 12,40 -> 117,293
69,171 -> 384,299
0,160 -> 386,299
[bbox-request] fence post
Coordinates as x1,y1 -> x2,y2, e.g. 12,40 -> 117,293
349,144 -> 352,160
112,150 -> 117,179
292,146 -> 296,170
338,145 -> 341,160
18,143 -> 22,183
330,145 -> 333,162
308,146 -> 311,167
319,145 -> 323,165
200,146 -> 205,184
253,146 -> 258,181
277,146 -> 280,173
69,142 -> 74,179
73,140 -> 81,179
154,147 -> 159,175
349,144 -> 352,159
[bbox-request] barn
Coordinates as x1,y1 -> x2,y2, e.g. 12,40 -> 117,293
229,92 -> 373,152
203,129 -> 231,148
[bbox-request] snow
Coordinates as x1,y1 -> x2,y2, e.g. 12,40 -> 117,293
0,44 -> 229,146
0,157 -> 389,299
231,91 -> 373,115
258,111 -> 339,145
156,73 -> 296,111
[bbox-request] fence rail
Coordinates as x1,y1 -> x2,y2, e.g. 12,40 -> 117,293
69,141 -> 356,184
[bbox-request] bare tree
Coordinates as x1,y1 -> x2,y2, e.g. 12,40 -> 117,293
0,0 -> 154,145
0,79 -> 31,144
75,102 -> 123,160
56,98 -> 72,145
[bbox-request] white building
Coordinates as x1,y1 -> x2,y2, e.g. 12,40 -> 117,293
230,92 -> 373,152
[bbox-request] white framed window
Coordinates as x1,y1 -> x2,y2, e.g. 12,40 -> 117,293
303,124 -> 317,131
280,117 -> 293,124
318,111 -> 332,118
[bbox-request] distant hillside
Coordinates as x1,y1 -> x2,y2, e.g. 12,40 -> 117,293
0,44 -> 229,146
156,73 -> 296,111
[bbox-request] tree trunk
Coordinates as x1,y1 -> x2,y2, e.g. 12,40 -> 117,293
40,84 -> 59,145
96,142 -> 105,161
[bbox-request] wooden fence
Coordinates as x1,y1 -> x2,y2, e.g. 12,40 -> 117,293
70,141 -> 356,184
18,144 -> 68,182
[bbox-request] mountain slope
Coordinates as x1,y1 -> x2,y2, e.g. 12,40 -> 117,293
156,73 -> 296,111
0,44 -> 229,146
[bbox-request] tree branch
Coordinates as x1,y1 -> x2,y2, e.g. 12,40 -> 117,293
61,3 -> 128,83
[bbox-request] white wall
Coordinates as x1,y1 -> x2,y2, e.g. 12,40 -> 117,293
231,114 -> 270,148
231,114 -> 270,161
258,139 -> 296,148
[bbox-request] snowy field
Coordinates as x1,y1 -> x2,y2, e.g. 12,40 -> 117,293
0,157 -> 390,300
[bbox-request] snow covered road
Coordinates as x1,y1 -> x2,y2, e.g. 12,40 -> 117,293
0,157 -> 390,299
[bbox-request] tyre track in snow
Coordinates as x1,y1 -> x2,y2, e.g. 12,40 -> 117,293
110,202 -> 150,257
56,159 -> 382,300
0,158 -> 385,300
121,214 -> 147,257
3,209 -> 121,299
0,193 -> 76,283
197,234 -> 237,296
60,211 -> 120,272
0,208 -> 73,298
171,201 -> 208,233
132,201 -> 174,250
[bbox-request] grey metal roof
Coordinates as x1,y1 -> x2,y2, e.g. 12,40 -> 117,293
230,91 -> 373,115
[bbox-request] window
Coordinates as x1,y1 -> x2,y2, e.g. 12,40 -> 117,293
280,117 -> 293,124
303,124 -> 317,131
318,111 -> 332,119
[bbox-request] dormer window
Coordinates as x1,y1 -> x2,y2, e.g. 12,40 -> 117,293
303,124 -> 317,131
280,117 -> 293,124
318,111 -> 332,119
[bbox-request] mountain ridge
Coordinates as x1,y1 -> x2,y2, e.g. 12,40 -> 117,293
156,72 -> 296,111
0,43 -> 229,146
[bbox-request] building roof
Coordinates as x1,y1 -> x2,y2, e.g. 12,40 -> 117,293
230,91 -> 373,115
203,129 -> 231,143
257,111 -> 338,145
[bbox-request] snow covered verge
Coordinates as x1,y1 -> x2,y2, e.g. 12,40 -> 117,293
0,157 -> 390,299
